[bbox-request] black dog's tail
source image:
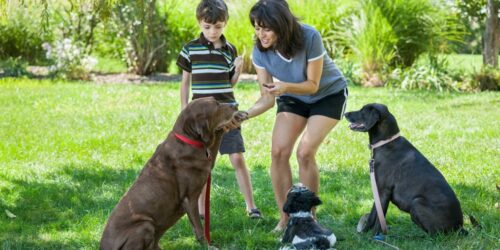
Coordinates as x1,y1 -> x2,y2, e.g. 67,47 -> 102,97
459,214 -> 482,235
469,215 -> 481,229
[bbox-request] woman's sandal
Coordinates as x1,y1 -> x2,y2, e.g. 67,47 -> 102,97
247,208 -> 262,219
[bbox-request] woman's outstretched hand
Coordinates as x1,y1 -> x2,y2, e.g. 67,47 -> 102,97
221,111 -> 249,132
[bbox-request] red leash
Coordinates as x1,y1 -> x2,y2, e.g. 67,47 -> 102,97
174,132 -> 211,244
204,174 -> 211,244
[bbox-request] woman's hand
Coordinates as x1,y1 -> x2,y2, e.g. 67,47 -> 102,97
263,82 -> 285,96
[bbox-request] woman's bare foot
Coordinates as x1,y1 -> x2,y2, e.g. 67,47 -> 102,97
272,220 -> 287,233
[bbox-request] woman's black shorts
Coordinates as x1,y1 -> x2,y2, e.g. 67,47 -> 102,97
276,88 -> 348,120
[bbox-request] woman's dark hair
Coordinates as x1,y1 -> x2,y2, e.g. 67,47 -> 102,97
249,0 -> 303,58
196,0 -> 229,24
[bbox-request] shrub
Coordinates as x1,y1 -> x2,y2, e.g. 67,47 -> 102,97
0,5 -> 51,64
331,0 -> 463,86
42,39 -> 98,80
0,57 -> 30,77
468,66 -> 500,91
113,0 -> 168,75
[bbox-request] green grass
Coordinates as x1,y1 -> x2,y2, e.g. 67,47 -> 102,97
417,54 -> 500,74
0,78 -> 499,249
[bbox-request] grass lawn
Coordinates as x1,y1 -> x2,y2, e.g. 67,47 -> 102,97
0,78 -> 498,249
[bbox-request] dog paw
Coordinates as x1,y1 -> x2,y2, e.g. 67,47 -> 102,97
233,111 -> 249,122
356,213 -> 370,233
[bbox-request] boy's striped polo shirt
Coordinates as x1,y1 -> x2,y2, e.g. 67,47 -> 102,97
176,33 -> 237,104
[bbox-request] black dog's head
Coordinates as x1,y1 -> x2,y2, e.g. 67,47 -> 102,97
344,103 -> 400,143
283,184 -> 322,214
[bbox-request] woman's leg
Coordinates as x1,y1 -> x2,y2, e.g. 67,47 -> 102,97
229,152 -> 257,212
296,115 -> 339,196
271,112 -> 307,230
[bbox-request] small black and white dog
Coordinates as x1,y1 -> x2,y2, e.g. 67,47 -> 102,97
280,184 -> 336,250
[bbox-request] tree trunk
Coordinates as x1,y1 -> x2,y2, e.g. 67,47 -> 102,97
483,0 -> 499,67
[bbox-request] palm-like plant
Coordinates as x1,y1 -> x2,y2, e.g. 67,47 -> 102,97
331,0 -> 463,86
333,0 -> 397,86
373,0 -> 463,67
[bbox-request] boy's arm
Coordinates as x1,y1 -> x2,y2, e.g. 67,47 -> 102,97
180,70 -> 191,110
230,56 -> 243,85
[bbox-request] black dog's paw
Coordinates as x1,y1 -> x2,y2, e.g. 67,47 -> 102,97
356,213 -> 370,233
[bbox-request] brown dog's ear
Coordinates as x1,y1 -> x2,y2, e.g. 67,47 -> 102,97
195,119 -> 213,145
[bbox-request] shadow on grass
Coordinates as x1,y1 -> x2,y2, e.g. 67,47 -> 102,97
1,161 -> 498,249
0,161 -> 140,249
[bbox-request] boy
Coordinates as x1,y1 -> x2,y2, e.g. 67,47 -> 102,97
176,0 -> 261,219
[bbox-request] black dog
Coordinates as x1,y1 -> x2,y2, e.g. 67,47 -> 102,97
281,184 -> 336,250
345,103 -> 464,235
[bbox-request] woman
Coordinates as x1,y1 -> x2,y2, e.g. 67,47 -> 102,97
240,0 -> 348,231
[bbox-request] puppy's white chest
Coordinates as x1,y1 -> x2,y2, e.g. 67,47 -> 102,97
291,233 -> 337,249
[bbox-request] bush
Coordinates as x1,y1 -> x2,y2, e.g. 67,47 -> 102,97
42,39 -> 98,80
387,66 -> 457,91
468,66 -> 500,91
113,0 -> 168,75
331,0 -> 463,86
0,57 -> 30,77
0,6 -> 51,64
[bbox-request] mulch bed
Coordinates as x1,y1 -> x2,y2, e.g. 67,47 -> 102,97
0,66 -> 258,84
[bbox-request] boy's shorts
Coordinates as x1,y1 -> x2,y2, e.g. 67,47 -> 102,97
276,88 -> 348,120
219,127 -> 245,155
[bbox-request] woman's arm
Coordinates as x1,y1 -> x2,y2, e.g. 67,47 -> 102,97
245,67 -> 276,119
180,70 -> 191,110
266,57 -> 323,96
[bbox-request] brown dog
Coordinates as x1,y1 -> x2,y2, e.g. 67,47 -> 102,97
100,97 -> 243,249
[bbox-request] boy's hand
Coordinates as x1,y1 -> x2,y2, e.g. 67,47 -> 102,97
234,56 -> 243,74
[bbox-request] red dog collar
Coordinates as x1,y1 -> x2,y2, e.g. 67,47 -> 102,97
174,133 -> 204,148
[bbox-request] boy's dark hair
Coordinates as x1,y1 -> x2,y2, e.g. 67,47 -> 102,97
196,0 -> 229,24
249,0 -> 303,58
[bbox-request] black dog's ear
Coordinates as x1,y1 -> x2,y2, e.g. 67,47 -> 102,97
363,107 -> 381,131
312,195 -> 322,207
282,192 -> 296,214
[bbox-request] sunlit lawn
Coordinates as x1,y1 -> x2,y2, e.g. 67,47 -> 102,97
0,78 -> 498,249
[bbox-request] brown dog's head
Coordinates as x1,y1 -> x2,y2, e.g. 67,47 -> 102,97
344,103 -> 400,143
175,97 -> 238,146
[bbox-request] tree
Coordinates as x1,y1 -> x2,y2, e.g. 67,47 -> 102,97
483,0 -> 499,67
456,0 -> 499,67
